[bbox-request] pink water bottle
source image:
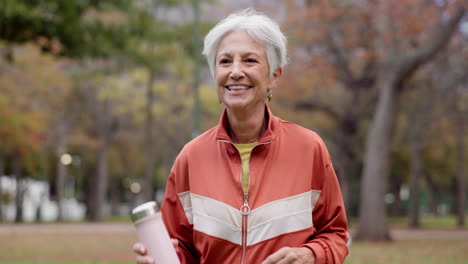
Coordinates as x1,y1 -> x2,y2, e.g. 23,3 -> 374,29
131,201 -> 180,264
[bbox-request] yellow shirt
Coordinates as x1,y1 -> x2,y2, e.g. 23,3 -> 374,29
234,142 -> 258,194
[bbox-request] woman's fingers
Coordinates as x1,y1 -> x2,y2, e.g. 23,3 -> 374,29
136,254 -> 154,264
133,239 -> 179,263
170,238 -> 179,248
133,242 -> 155,263
133,242 -> 147,255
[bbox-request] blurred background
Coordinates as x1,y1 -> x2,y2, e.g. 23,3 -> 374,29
0,0 -> 466,263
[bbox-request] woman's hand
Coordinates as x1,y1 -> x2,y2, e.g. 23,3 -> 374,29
133,242 -> 153,264
133,239 -> 179,264
261,247 -> 315,264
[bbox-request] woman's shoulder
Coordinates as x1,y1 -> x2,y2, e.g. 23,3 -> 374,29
277,119 -> 331,160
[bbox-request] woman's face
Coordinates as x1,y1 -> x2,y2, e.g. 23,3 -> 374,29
215,30 -> 281,112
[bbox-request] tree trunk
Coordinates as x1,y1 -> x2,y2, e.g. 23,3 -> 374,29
356,76 -> 396,241
110,176 -> 120,215
0,148 -> 4,221
409,134 -> 422,228
455,111 -> 465,227
83,83 -> 118,221
424,173 -> 439,216
144,70 -> 157,202
55,144 -> 67,222
13,153 -> 24,223
89,143 -> 110,221
335,160 -> 351,218
84,165 -> 95,219
333,115 -> 359,218
390,174 -> 404,217
0,177 -> 2,222
54,114 -> 70,222
0,148 -> 4,175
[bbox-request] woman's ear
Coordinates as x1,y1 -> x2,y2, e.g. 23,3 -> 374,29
272,67 -> 283,81
269,67 -> 283,89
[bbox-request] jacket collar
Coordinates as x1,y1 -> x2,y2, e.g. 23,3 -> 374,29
215,103 -> 278,143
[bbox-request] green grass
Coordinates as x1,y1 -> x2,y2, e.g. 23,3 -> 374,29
350,216 -> 459,229
344,239 -> 468,264
104,215 -> 132,223
0,224 -> 137,264
344,216 -> 468,264
387,216 -> 458,228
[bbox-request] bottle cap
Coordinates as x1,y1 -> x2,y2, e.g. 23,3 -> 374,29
131,201 -> 159,223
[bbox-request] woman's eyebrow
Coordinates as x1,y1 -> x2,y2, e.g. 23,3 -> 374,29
217,51 -> 262,60
242,52 -> 260,57
218,52 -> 232,58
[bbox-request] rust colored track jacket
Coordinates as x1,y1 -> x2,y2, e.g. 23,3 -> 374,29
162,105 -> 348,264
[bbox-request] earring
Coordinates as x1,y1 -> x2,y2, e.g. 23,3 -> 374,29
267,90 -> 272,102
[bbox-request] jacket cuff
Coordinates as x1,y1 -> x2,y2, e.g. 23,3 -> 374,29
303,242 -> 326,264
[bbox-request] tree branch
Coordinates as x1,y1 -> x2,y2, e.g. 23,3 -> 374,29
398,7 -> 466,82
323,32 -> 356,86
355,59 -> 377,89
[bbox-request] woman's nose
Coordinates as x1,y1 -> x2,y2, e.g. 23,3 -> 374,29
229,61 -> 244,80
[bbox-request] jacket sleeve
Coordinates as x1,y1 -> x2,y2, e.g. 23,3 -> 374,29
161,155 -> 200,264
303,155 -> 349,263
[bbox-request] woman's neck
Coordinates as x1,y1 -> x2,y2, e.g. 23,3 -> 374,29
226,105 -> 267,144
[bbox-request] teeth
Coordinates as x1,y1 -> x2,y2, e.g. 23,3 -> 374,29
228,85 -> 249,90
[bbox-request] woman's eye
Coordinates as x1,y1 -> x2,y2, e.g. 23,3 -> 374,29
245,58 -> 257,63
219,59 -> 230,64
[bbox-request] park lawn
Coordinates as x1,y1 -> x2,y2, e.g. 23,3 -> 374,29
0,219 -> 467,264
2,237 -> 467,264
345,239 -> 468,264
349,216 -> 459,229
0,224 -> 137,264
386,216 -> 459,228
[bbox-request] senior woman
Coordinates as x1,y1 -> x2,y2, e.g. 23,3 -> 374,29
133,9 -> 348,264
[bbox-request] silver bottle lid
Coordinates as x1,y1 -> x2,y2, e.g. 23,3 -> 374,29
131,201 -> 160,222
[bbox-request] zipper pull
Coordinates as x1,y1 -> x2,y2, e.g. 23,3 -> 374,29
240,194 -> 250,215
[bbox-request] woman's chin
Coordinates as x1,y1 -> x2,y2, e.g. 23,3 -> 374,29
224,100 -> 266,113
223,98 -> 249,109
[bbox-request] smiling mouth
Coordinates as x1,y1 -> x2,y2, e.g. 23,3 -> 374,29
225,85 -> 252,91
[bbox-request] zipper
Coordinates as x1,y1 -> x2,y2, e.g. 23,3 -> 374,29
218,139 -> 272,264
240,193 -> 250,264
239,141 -> 272,264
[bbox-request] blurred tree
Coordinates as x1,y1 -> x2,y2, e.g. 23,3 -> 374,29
358,3 -> 464,240
453,91 -> 466,227
0,43 -> 72,222
355,2 -> 464,240
282,0 -> 379,216
402,50 -> 467,227
0,0 -> 133,57
124,0 -> 186,202
74,60 -> 219,220
0,0 -> 135,222
282,0 -> 465,240
76,65 -> 134,221
70,0 -> 213,220
444,39 -> 467,228
0,0 -> 205,221
425,38 -> 468,226
403,76 -> 437,227
388,146 -> 410,217
123,0 -> 214,202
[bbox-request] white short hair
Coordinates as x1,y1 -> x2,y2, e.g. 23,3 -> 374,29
202,8 -> 287,77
